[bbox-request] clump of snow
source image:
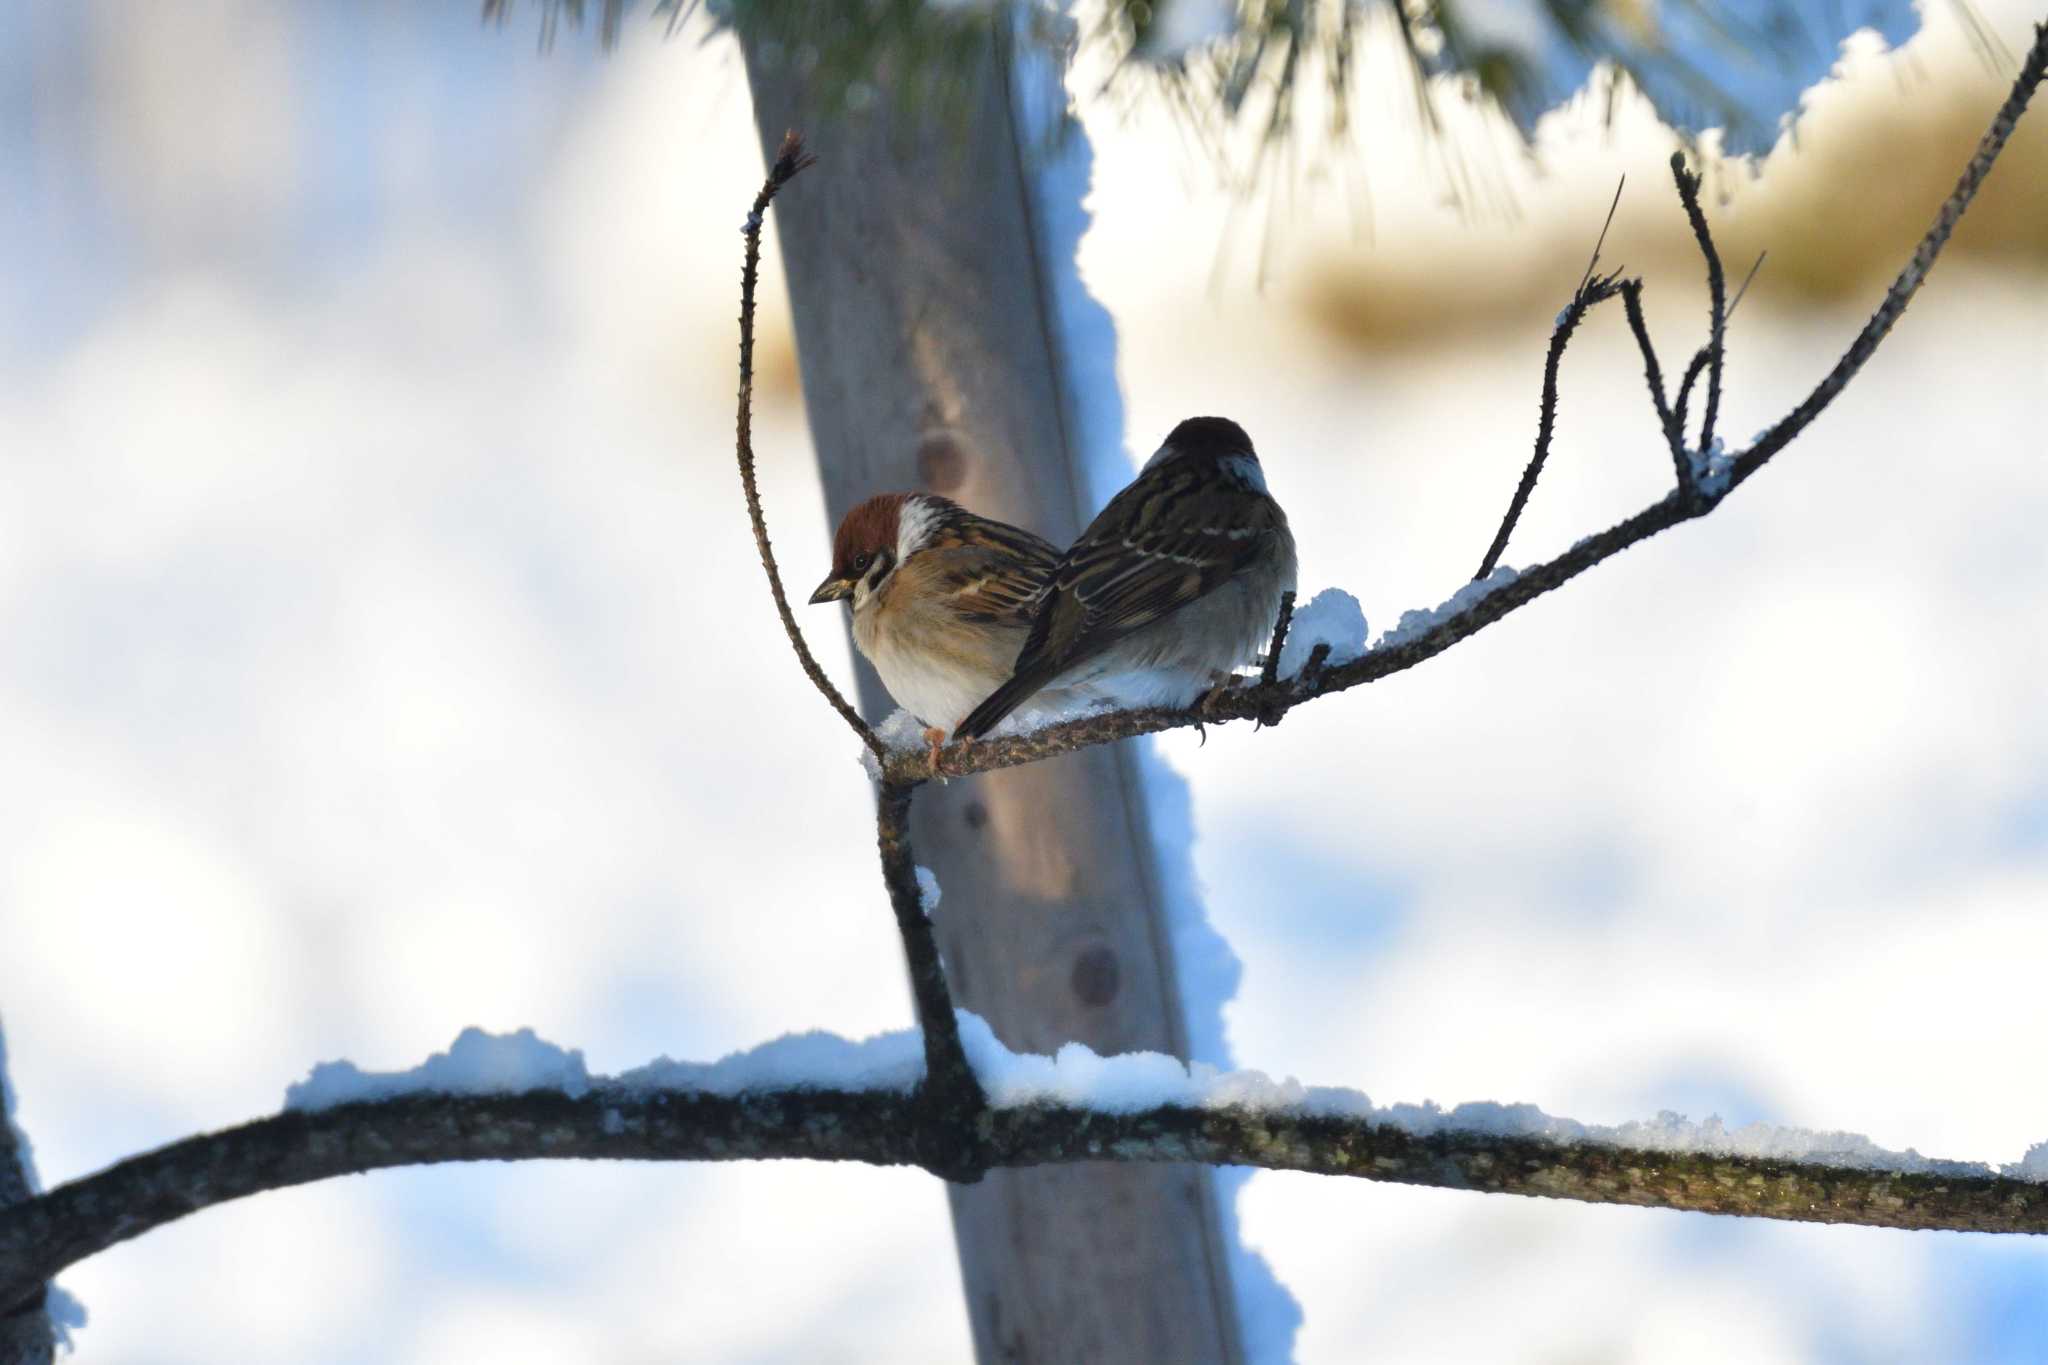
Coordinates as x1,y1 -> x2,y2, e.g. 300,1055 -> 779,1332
619,1027 -> 925,1096
915,866 -> 941,916
1374,567 -> 1519,650
1278,588 -> 1368,678
858,709 -> 930,780
47,1286 -> 87,1339
285,1026 -> 592,1111
1688,437 -> 1736,499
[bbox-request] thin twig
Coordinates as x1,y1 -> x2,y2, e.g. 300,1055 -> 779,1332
1260,590 -> 1296,688
1672,346 -> 1709,449
1669,152 -> 1727,456
1253,589 -> 1299,727
736,132 -> 885,760
1727,249 -> 1768,322
1676,251 -> 1766,440
1576,176 -> 1627,295
1473,269 -> 1623,581
1474,181 -> 1627,582
1732,22 -> 2048,492
875,782 -> 987,1179
1618,279 -> 1689,490
7,1082 -> 2046,1303
1474,181 -> 1628,580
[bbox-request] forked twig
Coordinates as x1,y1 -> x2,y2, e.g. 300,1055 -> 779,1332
736,132 -> 885,760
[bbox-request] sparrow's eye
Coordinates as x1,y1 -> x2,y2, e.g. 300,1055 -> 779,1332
853,552 -> 872,572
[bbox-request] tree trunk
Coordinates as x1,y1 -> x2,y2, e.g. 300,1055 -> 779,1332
738,23 -> 1244,1365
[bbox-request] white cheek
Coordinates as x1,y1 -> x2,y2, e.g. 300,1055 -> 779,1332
895,500 -> 938,563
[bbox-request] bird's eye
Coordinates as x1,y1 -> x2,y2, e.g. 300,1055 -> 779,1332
853,552 -> 872,571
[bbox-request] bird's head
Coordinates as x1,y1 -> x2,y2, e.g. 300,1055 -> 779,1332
1144,416 -> 1260,476
810,492 -> 946,609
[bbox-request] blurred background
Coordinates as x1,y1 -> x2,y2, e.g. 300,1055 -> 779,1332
2,0 -> 2045,1360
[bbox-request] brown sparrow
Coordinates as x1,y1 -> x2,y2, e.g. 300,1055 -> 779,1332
809,493 -> 1063,759
955,416 -> 1296,739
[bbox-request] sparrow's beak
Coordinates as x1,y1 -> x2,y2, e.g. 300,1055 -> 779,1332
808,575 -> 854,605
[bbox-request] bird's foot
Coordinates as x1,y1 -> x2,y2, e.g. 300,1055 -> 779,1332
1195,674 -> 1248,721
923,727 -> 948,776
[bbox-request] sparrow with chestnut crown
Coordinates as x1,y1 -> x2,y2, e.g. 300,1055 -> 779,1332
954,415 -> 1296,740
809,492 -> 1065,764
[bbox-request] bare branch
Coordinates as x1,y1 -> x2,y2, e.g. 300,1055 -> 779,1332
735,132 -> 886,760
1618,278 -> 1689,489
6,1083 -> 2045,1305
1731,21 -> 2048,493
1669,152 -> 1727,455
1474,179 -> 1627,580
875,783 -> 986,1175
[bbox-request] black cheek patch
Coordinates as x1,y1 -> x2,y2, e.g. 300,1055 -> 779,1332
865,549 -> 896,593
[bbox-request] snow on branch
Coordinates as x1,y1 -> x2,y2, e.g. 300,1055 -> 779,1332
827,20 -> 2048,787
5,1021 -> 2047,1306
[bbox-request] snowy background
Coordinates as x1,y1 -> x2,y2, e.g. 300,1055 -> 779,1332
3,0 -> 2046,1360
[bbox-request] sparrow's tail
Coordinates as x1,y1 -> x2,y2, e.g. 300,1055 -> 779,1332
954,667 -> 1058,742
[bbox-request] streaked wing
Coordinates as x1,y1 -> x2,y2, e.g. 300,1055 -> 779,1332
1020,461 -> 1284,674
925,514 -> 1061,629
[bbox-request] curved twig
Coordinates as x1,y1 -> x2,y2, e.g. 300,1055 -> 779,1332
736,131 -> 885,760
4,1083 -> 2043,1305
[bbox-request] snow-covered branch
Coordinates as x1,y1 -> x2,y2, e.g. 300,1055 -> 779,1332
5,1022 -> 2046,1307
854,20 -> 2048,787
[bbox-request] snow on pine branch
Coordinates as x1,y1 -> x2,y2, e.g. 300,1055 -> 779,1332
284,1022 -> 2048,1184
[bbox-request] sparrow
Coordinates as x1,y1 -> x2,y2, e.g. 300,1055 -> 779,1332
954,415 -> 1296,740
808,492 -> 1063,763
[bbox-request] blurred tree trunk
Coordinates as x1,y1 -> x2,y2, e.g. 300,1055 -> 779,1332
737,22 -> 1244,1365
